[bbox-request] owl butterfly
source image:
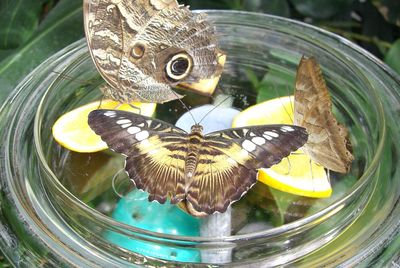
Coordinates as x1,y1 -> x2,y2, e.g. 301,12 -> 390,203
84,0 -> 225,104
294,56 -> 354,173
88,109 -> 308,217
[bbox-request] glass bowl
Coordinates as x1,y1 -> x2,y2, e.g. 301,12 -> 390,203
0,11 -> 399,267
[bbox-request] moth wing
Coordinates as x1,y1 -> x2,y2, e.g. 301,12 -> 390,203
294,56 -> 353,173
88,109 -> 187,203
185,124 -> 308,216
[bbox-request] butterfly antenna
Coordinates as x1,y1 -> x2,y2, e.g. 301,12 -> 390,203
271,83 -> 294,124
286,84 -> 295,124
51,70 -> 91,85
198,94 -> 232,125
169,88 -> 198,125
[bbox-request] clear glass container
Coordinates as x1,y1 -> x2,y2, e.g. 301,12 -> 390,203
0,11 -> 399,267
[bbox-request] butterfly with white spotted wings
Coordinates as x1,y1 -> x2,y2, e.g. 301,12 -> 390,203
88,109 -> 308,217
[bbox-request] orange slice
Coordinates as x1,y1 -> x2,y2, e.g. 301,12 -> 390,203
232,96 -> 331,198
52,100 -> 156,153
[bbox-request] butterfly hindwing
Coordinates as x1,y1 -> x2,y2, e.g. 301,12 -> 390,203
88,109 -> 188,203
184,125 -> 308,216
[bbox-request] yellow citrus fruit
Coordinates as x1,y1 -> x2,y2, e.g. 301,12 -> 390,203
52,100 -> 156,153
232,96 -> 332,198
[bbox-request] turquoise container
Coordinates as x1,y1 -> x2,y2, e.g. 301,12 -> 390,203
107,190 -> 201,262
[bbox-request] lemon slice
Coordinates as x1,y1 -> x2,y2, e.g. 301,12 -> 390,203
52,100 -> 156,153
232,96 -> 331,198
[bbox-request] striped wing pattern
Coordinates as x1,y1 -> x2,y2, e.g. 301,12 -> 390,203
88,109 -> 308,216
185,126 -> 308,216
88,109 -> 188,204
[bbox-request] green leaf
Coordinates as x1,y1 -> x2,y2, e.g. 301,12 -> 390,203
79,153 -> 124,203
0,0 -> 84,102
0,0 -> 50,49
385,39 -> 400,74
244,68 -> 261,89
0,49 -> 16,62
290,0 -> 355,19
243,0 -> 290,17
269,187 -> 300,226
256,67 -> 295,103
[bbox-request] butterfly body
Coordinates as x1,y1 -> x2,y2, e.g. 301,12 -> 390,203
84,0 -> 223,103
88,109 -> 308,217
184,125 -> 204,181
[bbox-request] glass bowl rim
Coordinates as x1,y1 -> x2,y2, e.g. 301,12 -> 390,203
33,10 -> 387,243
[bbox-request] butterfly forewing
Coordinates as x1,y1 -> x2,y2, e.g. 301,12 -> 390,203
294,56 -> 354,173
88,109 -> 308,216
205,126 -> 309,169
89,109 -> 188,203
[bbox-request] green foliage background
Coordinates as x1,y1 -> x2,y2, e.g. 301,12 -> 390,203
0,0 -> 399,265
0,0 -> 399,102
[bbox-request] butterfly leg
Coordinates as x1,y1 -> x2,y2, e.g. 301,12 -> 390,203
308,159 -> 316,192
128,103 -> 142,115
327,168 -> 331,184
285,157 -> 292,175
97,95 -> 106,109
112,168 -> 130,199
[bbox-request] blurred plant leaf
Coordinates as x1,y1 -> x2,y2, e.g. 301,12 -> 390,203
256,68 -> 295,103
243,0 -> 290,17
80,154 -> 124,203
385,39 -> 400,74
181,0 -> 231,9
352,0 -> 398,57
290,0 -> 355,19
0,0 -> 51,49
0,0 -> 84,102
268,187 -> 301,226
373,0 -> 400,27
0,49 -> 16,62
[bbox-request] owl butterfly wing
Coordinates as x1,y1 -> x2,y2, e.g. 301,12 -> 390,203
294,56 -> 354,173
84,0 -> 222,104
184,125 -> 308,216
84,0 -> 180,103
88,109 -> 188,204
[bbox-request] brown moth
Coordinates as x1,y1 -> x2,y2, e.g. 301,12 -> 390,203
88,109 -> 308,217
83,0 -> 224,104
294,56 -> 354,173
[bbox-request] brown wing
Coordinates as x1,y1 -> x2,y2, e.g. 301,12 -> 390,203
88,109 -> 187,204
84,0 -> 222,103
185,147 -> 257,217
294,56 -> 354,173
185,124 -> 308,216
